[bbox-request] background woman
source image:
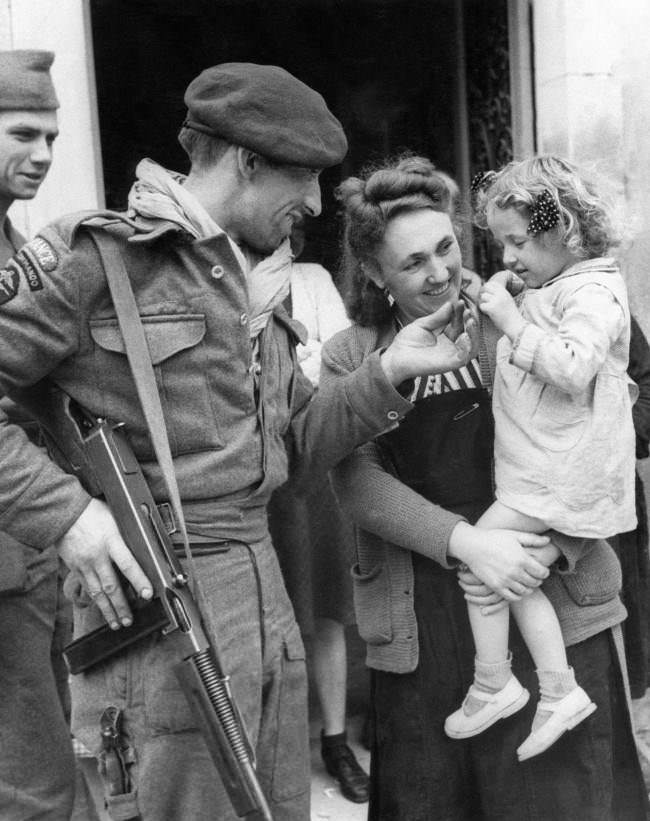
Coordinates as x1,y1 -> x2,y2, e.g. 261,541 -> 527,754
268,224 -> 369,803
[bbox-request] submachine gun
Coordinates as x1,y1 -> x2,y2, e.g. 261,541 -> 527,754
63,403 -> 272,821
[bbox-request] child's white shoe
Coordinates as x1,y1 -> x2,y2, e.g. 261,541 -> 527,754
516,686 -> 596,762
444,675 -> 529,739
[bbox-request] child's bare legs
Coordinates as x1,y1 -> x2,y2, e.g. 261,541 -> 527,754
445,501 -> 544,736
445,501 -> 596,757
471,499 -> 568,671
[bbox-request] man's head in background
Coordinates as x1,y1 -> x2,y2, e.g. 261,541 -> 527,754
0,50 -> 59,211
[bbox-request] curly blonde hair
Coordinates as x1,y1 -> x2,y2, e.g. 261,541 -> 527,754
473,155 -> 620,259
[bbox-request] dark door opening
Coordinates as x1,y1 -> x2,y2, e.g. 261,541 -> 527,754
90,0 -> 511,276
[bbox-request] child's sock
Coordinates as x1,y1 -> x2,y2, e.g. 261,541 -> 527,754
464,654 -> 512,715
532,667 -> 577,730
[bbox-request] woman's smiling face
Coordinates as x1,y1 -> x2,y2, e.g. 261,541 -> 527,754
370,208 -> 463,324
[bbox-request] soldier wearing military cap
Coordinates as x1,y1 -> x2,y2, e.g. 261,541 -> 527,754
0,50 -> 76,821
0,49 -> 59,261
0,62 -> 475,819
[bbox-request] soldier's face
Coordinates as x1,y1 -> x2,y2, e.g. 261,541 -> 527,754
240,158 -> 322,253
0,110 -> 58,204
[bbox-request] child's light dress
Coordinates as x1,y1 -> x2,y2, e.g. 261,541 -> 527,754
493,257 -> 637,538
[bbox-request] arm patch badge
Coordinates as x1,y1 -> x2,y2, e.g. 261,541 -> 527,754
0,265 -> 19,304
13,236 -> 59,292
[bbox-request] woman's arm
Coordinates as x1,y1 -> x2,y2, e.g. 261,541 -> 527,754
332,441 -> 550,600
331,441 -> 464,568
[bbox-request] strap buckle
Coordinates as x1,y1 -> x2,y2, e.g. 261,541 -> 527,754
156,502 -> 177,535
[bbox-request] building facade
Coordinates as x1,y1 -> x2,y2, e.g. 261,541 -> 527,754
1,0 -> 649,318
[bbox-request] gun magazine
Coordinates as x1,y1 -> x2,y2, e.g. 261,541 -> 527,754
63,597 -> 169,675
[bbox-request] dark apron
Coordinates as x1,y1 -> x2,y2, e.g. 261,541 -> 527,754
369,387 -> 496,821
377,386 -> 494,523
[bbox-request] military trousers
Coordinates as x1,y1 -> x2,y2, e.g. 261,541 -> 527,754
70,533 -> 310,821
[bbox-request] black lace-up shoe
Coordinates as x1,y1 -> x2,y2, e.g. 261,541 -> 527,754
321,731 -> 370,804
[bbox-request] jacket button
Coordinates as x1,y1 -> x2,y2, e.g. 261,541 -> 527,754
240,313 -> 248,325
387,410 -> 399,421
211,265 -> 224,279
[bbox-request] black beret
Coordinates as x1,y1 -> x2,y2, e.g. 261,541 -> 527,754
183,62 -> 347,169
0,50 -> 59,110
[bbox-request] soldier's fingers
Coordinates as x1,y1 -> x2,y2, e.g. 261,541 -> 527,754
416,301 -> 454,333
443,301 -> 464,341
93,558 -> 135,628
83,569 -> 123,629
107,535 -> 153,602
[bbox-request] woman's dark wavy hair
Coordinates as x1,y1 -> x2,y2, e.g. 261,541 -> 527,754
336,154 -> 452,326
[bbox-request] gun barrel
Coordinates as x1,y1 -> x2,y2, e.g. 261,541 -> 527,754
176,653 -> 273,820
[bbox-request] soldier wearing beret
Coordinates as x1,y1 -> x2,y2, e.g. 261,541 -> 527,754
0,50 -> 75,821
0,62 -> 475,819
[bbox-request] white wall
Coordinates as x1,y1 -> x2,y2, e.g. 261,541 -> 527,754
614,1 -> 650,340
0,0 -> 103,238
532,0 -> 650,336
532,0 -> 650,488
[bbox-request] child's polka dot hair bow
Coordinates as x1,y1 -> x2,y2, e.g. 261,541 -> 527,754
470,170 -> 497,193
527,190 -> 560,236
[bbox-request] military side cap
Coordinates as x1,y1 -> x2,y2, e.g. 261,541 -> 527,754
0,50 -> 59,110
183,62 -> 347,169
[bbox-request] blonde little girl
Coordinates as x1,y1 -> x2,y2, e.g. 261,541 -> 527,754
444,155 -> 637,761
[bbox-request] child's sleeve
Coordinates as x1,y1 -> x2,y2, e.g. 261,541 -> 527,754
508,283 -> 626,393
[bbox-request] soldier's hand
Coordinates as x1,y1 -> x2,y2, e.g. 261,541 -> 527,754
380,301 -> 478,385
57,498 -> 153,629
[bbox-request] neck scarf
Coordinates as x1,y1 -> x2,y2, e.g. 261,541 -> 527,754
127,158 -> 291,339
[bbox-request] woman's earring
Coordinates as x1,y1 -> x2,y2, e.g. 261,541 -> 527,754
383,288 -> 395,307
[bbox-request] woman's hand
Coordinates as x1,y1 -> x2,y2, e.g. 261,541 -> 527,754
449,520 -> 550,597
380,301 -> 479,385
457,569 -> 507,613
456,532 -> 561,615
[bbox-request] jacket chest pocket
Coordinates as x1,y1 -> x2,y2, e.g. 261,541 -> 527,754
89,314 -> 224,457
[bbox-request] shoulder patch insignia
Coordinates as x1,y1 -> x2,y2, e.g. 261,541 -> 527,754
0,265 -> 19,304
29,237 -> 58,272
14,236 -> 58,292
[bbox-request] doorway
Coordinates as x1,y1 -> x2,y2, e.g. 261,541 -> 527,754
90,0 -> 517,277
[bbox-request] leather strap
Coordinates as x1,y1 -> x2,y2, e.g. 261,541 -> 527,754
88,228 -> 197,585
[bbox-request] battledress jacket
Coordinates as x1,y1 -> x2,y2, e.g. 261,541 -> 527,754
321,317 -> 627,674
0,212 -> 414,548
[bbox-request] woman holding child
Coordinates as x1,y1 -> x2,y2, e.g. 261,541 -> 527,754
321,154 -> 648,819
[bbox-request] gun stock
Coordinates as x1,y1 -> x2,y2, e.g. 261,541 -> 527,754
63,408 -> 272,821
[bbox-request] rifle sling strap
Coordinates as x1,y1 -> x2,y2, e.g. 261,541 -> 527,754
88,228 -> 198,586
